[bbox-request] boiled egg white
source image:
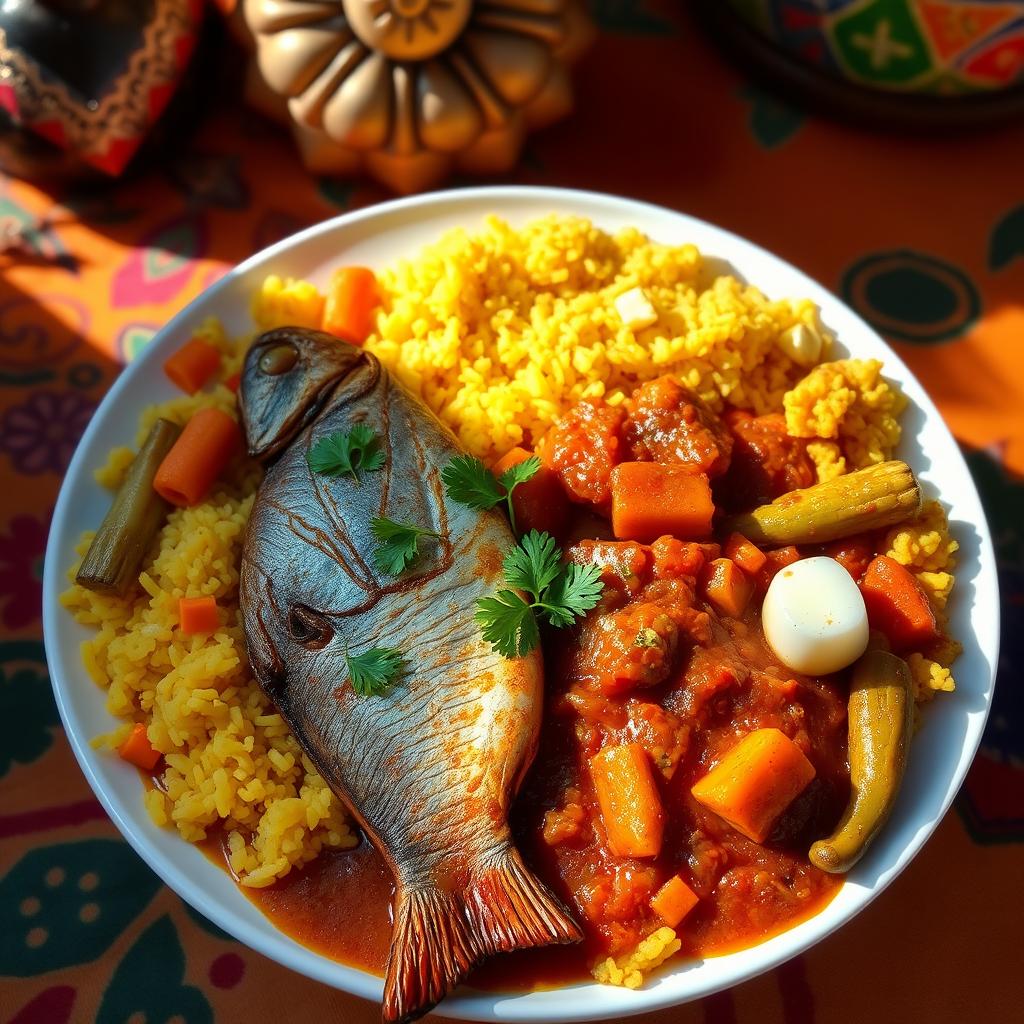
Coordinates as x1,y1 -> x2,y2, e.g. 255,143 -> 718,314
762,556 -> 868,676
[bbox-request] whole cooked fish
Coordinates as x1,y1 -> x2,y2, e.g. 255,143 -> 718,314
238,327 -> 581,1023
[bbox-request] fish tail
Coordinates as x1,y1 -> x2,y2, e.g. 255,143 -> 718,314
382,846 -> 581,1024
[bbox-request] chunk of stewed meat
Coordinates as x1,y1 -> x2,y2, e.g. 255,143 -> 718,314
718,410 -> 816,509
537,399 -> 627,507
622,700 -> 691,780
575,602 -> 680,697
625,376 -> 733,477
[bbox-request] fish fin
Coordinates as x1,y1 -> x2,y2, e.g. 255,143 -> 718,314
382,847 -> 581,1024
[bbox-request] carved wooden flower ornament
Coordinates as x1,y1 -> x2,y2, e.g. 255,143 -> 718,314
243,0 -> 594,192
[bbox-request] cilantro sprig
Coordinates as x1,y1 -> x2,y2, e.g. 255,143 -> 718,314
307,424 -> 385,481
441,454 -> 541,535
370,517 -> 439,576
345,646 -> 405,697
475,530 -> 604,658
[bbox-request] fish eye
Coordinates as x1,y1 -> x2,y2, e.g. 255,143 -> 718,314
288,605 -> 333,650
259,343 -> 298,376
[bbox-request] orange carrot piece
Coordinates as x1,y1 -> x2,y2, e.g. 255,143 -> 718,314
153,407 -> 241,507
492,446 -> 570,537
322,266 -> 380,344
701,557 -> 753,618
610,463 -> 714,543
118,722 -> 161,771
163,338 -> 222,395
650,875 -> 700,927
591,742 -> 665,858
691,728 -> 816,843
179,595 -> 219,634
223,371 -> 241,393
724,532 -> 767,576
859,555 -> 940,651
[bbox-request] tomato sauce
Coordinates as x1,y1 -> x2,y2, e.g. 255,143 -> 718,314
218,377 -> 862,990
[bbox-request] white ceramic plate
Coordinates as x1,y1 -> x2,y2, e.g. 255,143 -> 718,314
43,186 -> 999,1022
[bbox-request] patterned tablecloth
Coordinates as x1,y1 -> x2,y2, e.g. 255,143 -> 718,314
1,3 -> 1022,1022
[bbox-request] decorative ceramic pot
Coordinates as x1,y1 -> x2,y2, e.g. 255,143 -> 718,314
243,0 -> 594,192
700,0 -> 1024,125
0,0 -> 205,178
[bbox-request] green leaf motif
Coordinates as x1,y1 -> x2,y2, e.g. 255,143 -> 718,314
317,178 -> 354,210
740,85 -> 805,150
181,899 -> 234,942
0,197 -> 77,273
589,0 -> 674,35
97,915 -> 212,1024
0,641 -> 59,777
989,205 -> 1024,272
964,447 -> 1024,568
0,840 -> 161,976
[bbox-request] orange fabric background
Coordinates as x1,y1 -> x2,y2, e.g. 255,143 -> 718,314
2,2 -> 1021,1022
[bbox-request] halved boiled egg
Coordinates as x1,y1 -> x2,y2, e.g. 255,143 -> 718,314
762,556 -> 869,676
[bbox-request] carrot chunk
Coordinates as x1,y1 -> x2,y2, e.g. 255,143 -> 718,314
163,338 -> 222,395
724,532 -> 767,575
223,371 -> 241,393
118,723 -> 161,771
153,407 -> 242,507
691,728 -> 816,843
859,555 -> 940,651
492,446 -> 570,537
701,557 -> 753,618
322,266 -> 380,344
650,875 -> 700,927
610,463 -> 714,542
179,595 -> 219,634
591,743 -> 664,858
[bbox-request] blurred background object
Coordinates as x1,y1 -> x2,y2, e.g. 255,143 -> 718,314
697,0 -> 1024,127
241,0 -> 595,193
0,0 -> 208,181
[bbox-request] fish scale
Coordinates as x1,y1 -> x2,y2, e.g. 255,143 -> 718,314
238,327 -> 581,1024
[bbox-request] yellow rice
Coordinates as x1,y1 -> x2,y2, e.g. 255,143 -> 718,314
63,214 -> 959,978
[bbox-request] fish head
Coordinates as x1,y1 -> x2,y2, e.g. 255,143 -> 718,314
239,327 -> 365,461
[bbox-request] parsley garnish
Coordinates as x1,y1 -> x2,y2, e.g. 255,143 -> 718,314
370,517 -> 439,576
307,424 -> 385,481
474,530 -> 604,657
345,646 -> 405,696
441,454 -> 542,534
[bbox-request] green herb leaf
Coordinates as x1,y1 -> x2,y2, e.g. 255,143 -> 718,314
502,529 -> 561,600
307,424 -> 385,480
476,531 -> 605,657
474,591 -> 540,658
345,646 -> 405,697
370,517 -> 438,576
443,453 -> 542,534
538,561 -> 604,628
441,454 -> 504,511
497,455 -> 542,493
